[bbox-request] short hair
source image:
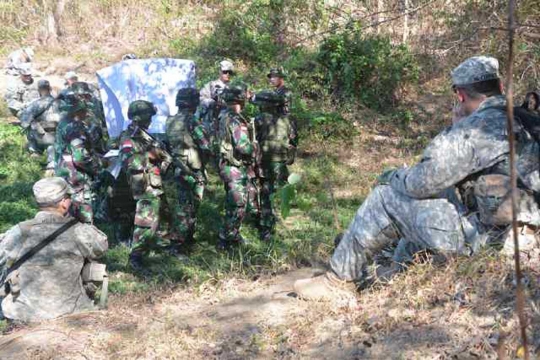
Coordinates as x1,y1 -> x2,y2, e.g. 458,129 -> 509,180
454,79 -> 502,100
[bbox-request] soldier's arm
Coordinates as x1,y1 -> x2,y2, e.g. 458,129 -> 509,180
390,114 -> 509,199
4,85 -> 24,112
199,82 -> 215,108
191,115 -> 212,153
73,224 -> 108,260
71,139 -> 102,177
0,225 -> 23,269
231,120 -> 254,157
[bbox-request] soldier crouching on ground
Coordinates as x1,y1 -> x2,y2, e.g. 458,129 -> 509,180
0,177 -> 108,323
165,88 -> 212,254
119,100 -> 171,270
294,56 -> 540,301
19,79 -> 61,169
4,63 -> 39,118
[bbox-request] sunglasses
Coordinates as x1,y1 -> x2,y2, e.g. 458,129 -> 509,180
222,70 -> 234,75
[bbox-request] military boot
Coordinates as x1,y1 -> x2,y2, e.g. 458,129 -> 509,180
293,271 -> 357,301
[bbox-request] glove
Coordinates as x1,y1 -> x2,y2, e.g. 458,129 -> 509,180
377,169 -> 397,185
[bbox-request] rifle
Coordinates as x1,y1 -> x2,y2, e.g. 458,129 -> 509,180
132,126 -> 173,174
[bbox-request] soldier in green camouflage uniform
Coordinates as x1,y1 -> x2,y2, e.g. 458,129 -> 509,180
55,89 -> 102,224
252,68 -> 298,240
119,100 -> 169,269
165,88 -> 211,252
217,85 -> 264,249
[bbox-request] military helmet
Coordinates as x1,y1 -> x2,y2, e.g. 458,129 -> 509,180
59,94 -> 90,114
252,90 -> 280,108
176,87 -> 200,108
220,85 -> 247,105
128,100 -> 156,127
71,81 -> 93,96
267,67 -> 286,79
37,79 -> 51,89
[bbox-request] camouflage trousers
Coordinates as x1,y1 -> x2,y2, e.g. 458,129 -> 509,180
70,189 -> 95,224
173,172 -> 205,245
330,185 -> 479,282
260,161 -> 289,233
132,194 -> 161,252
219,161 -> 261,243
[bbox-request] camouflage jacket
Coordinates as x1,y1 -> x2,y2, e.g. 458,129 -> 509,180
389,95 -> 540,225
119,125 -> 164,199
200,79 -> 229,108
4,78 -> 39,114
274,85 -> 292,116
0,211 -> 108,322
165,109 -> 211,172
55,116 -> 102,191
19,94 -> 60,133
219,109 -> 257,167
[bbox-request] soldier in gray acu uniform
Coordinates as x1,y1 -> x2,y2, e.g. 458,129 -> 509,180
19,79 -> 61,168
0,177 -> 108,322
294,56 -> 540,301
4,64 -> 39,117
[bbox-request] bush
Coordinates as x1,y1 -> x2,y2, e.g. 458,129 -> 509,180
317,28 -> 419,111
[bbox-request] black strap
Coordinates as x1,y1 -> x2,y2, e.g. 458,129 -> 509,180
5,218 -> 78,278
32,98 -> 55,122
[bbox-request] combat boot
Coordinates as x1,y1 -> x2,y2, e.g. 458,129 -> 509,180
293,271 -> 357,301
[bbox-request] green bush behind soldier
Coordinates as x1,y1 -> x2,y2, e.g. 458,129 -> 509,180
0,177 -> 108,322
165,88 -> 212,253
252,68 -> 298,240
217,85 -> 266,249
119,100 -> 170,269
55,83 -> 103,224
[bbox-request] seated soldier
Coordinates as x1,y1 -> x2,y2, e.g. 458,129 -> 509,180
294,56 -> 540,301
0,177 -> 108,322
4,64 -> 39,117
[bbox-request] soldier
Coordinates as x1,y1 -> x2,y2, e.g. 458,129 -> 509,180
199,60 -> 235,158
294,56 -> 540,301
4,47 -> 34,76
119,100 -> 171,270
0,177 -> 108,322
165,88 -> 211,253
217,85 -> 264,249
19,80 -> 61,169
252,68 -> 298,240
4,64 -> 39,117
55,87 -> 102,224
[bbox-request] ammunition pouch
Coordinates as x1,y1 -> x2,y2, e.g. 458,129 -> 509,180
81,262 -> 109,309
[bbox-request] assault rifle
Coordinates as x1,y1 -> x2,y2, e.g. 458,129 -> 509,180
132,126 -> 173,174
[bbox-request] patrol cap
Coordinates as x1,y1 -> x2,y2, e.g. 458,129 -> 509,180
65,71 -> 78,81
219,60 -> 234,73
37,79 -> 51,89
33,177 -> 73,205
267,67 -> 286,79
451,56 -> 500,86
19,63 -> 32,76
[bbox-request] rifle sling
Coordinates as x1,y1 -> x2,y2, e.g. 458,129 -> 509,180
4,218 -> 78,279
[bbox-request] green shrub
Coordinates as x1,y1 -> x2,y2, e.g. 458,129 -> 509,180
317,28 -> 419,111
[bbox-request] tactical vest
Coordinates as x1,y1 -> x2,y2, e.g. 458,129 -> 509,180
256,112 -> 292,162
165,111 -> 203,170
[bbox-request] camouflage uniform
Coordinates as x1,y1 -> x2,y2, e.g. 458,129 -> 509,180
55,93 -> 102,223
0,177 -> 108,322
4,68 -> 39,117
119,100 -> 169,267
217,86 -> 263,247
4,48 -> 33,75
165,88 -> 211,248
253,85 -> 298,238
330,57 -> 540,282
19,80 -> 61,166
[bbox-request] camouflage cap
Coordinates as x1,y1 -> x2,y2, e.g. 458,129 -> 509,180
33,177 -> 73,205
70,81 -> 92,95
219,60 -> 234,72
451,56 -> 500,86
128,100 -> 157,122
19,63 -> 32,76
267,67 -> 286,79
65,71 -> 78,81
37,79 -> 51,89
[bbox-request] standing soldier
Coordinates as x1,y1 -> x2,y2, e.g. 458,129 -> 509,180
252,67 -> 298,241
165,88 -> 211,253
19,80 -> 61,169
119,100 -> 171,270
217,85 -> 264,249
4,64 -> 39,117
199,60 -> 235,159
55,89 -> 102,224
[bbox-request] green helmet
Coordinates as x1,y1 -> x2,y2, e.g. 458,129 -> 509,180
176,88 -> 200,108
253,90 -> 281,108
128,100 -> 156,128
267,67 -> 286,79
59,94 -> 90,114
70,81 -> 93,96
220,85 -> 247,105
